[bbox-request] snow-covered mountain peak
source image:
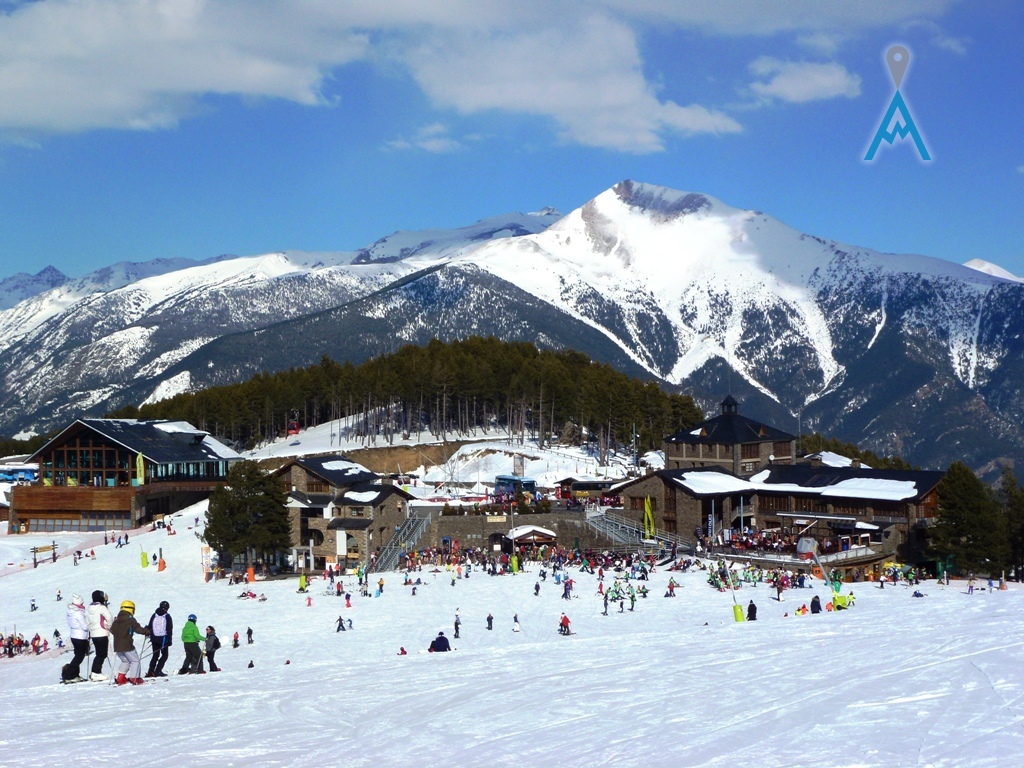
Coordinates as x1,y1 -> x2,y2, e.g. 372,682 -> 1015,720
0,265 -> 68,309
963,258 -> 1023,283
351,210 -> 561,265
610,179 -> 718,222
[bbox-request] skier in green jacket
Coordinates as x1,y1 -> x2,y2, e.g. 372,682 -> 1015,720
178,614 -> 204,674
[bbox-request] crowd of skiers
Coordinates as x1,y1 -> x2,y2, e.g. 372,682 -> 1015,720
53,589 -> 251,686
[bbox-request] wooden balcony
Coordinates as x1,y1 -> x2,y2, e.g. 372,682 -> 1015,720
11,480 -> 226,513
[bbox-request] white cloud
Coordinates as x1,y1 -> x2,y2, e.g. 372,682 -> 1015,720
796,32 -> 842,56
386,123 -> 463,153
748,58 -> 862,103
597,0 -> 959,36
903,19 -> 969,55
405,15 -> 740,153
0,0 -> 369,134
0,0 -> 962,152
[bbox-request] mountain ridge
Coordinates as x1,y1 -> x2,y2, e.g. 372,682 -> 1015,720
1,180 -> 1021,476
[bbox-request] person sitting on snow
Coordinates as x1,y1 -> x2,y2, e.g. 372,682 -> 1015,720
428,631 -> 452,652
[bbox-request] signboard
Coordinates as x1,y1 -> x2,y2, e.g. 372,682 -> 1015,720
201,546 -> 212,575
513,455 -> 525,477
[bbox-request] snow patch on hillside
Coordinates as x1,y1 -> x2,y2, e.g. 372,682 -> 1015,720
142,371 -> 193,405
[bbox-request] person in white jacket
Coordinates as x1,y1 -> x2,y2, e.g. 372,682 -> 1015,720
86,590 -> 113,682
63,594 -> 91,682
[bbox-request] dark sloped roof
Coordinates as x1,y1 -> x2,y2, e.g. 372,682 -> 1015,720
757,465 -> 944,502
30,419 -> 240,465
286,491 -> 334,508
326,518 -> 373,531
612,466 -> 735,495
335,483 -> 415,507
665,413 -> 796,445
665,395 -> 795,445
289,455 -> 379,487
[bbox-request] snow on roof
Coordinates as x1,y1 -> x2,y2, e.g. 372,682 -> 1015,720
345,490 -> 380,503
321,460 -> 365,474
152,420 -> 208,436
672,472 -> 753,495
808,451 -> 871,469
673,469 -> 921,501
508,525 -> 556,539
818,478 -> 917,501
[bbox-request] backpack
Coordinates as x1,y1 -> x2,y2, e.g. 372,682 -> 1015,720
213,636 -> 221,650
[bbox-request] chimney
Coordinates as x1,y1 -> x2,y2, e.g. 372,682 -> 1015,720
810,455 -> 823,468
851,458 -> 861,469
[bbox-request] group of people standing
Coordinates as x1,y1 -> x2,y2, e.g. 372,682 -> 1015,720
60,591 -> 224,685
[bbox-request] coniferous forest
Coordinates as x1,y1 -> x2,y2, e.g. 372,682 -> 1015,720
107,337 -> 705,453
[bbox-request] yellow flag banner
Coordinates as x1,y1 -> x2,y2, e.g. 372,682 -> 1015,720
136,452 -> 145,486
643,496 -> 656,538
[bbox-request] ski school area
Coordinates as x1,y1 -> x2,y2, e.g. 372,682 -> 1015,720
2,502 -> 1023,766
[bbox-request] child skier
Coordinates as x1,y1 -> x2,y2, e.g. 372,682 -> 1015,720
205,626 -> 221,672
178,614 -> 203,674
109,600 -> 150,685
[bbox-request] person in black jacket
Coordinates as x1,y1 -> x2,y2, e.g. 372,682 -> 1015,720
428,631 -> 451,652
810,595 -> 822,614
747,600 -> 757,621
145,601 -> 173,677
205,626 -> 222,672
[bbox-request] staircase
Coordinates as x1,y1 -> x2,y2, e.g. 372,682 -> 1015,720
584,509 -> 693,553
374,513 -> 431,572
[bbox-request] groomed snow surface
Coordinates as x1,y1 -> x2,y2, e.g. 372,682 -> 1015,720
2,505 -> 1023,767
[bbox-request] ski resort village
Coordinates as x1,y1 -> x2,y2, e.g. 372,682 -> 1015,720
2,388 -> 1023,766
2,2 -> 1023,765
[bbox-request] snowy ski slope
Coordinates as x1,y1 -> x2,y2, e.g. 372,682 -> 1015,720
1,507 -> 1022,766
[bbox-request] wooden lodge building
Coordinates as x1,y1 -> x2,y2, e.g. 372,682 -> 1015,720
271,455 -> 414,570
8,419 -> 241,534
616,397 -> 944,562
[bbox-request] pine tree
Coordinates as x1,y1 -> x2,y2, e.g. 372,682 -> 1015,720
999,467 -> 1024,582
205,460 -> 290,566
930,461 -> 1008,575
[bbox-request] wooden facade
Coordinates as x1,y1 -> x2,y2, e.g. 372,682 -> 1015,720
8,419 -> 239,534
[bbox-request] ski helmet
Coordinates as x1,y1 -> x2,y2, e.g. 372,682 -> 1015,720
91,590 -> 105,603
120,600 -> 135,614
159,600 -> 170,611
188,613 -> 197,622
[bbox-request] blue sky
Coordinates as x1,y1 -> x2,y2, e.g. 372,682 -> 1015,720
0,0 -> 1021,279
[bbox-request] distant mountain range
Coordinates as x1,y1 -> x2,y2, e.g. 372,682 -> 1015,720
2,180 -> 1022,476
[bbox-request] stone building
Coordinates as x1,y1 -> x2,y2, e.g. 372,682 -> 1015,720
615,463 -> 943,562
271,455 -> 413,570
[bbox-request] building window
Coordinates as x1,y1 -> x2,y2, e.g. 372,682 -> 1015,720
741,444 -> 759,460
760,495 -> 789,512
831,499 -> 866,516
794,496 -> 826,513
773,441 -> 791,457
